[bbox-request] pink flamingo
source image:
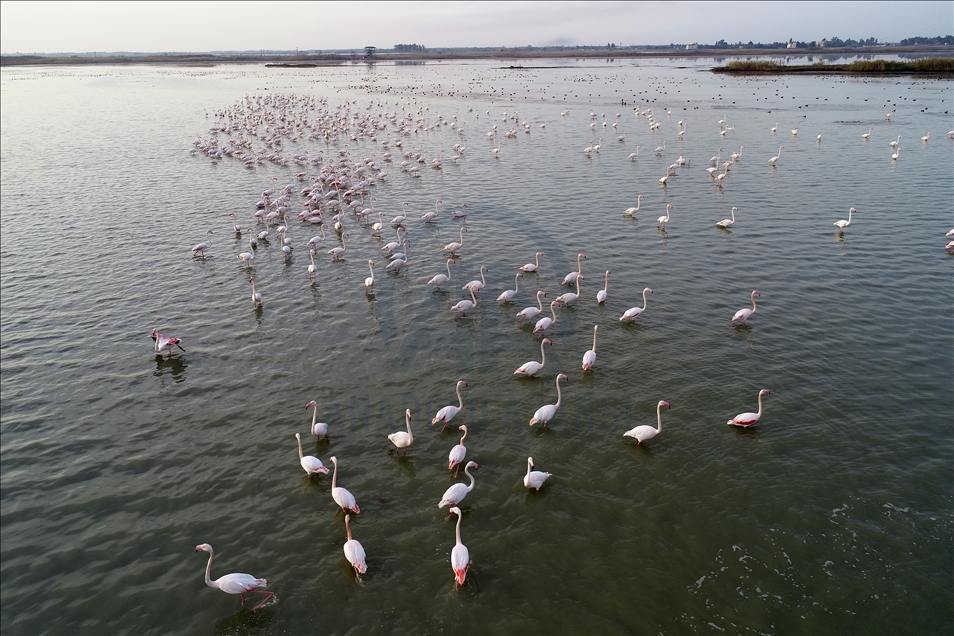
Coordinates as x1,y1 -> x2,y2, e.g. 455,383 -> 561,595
449,506 -> 470,585
533,300 -> 561,334
447,425 -> 468,477
623,400 -> 670,444
620,287 -> 652,322
727,389 -> 771,427
529,373 -> 568,427
151,328 -> 184,356
428,259 -> 456,290
387,409 -> 413,455
195,543 -> 274,611
562,253 -> 586,285
524,457 -> 551,490
432,380 -> 467,431
191,230 -> 213,256
329,456 -> 360,514
520,251 -> 543,273
305,400 -> 328,439
295,433 -> 329,476
732,290 -> 760,324
582,324 -> 598,371
517,290 -> 547,322
343,514 -> 367,575
514,338 -> 551,377
439,461 -> 478,508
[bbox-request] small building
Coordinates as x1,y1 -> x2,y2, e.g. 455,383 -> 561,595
363,46 -> 376,61
685,43 -> 698,50
787,39 -> 797,49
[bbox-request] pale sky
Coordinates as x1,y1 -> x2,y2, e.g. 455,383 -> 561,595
1,1 -> 951,54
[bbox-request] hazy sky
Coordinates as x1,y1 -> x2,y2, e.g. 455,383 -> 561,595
1,1 -> 951,54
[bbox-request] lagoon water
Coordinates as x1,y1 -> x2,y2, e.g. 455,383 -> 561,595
1,57 -> 952,635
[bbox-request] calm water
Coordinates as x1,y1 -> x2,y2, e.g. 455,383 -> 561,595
1,57 -> 952,635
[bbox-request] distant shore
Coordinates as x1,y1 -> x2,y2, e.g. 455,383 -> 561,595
2,45 -> 952,67
713,57 -> 954,76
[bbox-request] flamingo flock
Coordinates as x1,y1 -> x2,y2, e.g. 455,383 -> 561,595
174,86 -> 946,612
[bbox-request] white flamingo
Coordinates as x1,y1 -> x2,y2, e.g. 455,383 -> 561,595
524,457 -> 551,490
716,207 -> 738,229
462,265 -> 489,294
514,337 -> 552,378
191,229 -> 214,256
497,272 -> 523,303
329,456 -> 360,514
529,373 -> 568,427
343,514 -> 367,575
428,258 -> 456,290
195,544 -> 273,611
449,507 -> 470,585
727,389 -> 771,427
444,227 -> 468,253
447,425 -> 468,477
295,433 -> 329,476
623,400 -> 670,444
834,207 -> 856,233
768,146 -> 783,166
732,290 -> 760,324
620,287 -> 652,322
432,380 -> 468,431
517,290 -> 547,322
305,400 -> 328,439
387,409 -> 413,455
533,300 -> 561,334
364,260 -> 375,291
623,195 -> 644,216
657,204 -> 673,229
520,251 -> 543,273
582,324 -> 598,371
451,287 -> 478,317
439,461 -> 478,508
249,277 -> 262,308
597,270 -> 610,304
556,275 -> 582,306
562,253 -> 586,285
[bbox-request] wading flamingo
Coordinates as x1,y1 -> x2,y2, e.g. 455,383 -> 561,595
151,328 -> 185,356
449,507 -> 470,585
562,253 -> 586,285
305,400 -> 328,439
657,204 -> 672,229
597,271 -> 610,304
834,207 -> 856,232
195,544 -> 273,611
520,251 -> 543,273
623,195 -> 644,216
448,426 -> 468,477
517,290 -> 547,321
365,260 -> 375,291
439,461 -> 478,508
463,265 -> 489,294
192,230 -> 213,256
620,287 -> 652,322
514,338 -> 552,378
556,275 -> 583,306
582,324 -> 598,371
432,380 -> 468,431
529,374 -> 568,427
329,456 -> 360,514
444,227 -> 468,253
249,277 -> 262,307
533,300 -> 561,334
727,389 -> 771,427
388,409 -> 413,455
295,433 -> 329,476
524,457 -> 551,490
343,514 -> 367,575
497,272 -> 523,303
428,259 -> 457,290
623,400 -> 670,444
451,287 -> 478,317
768,146 -> 783,166
732,290 -> 760,324
716,207 -> 738,229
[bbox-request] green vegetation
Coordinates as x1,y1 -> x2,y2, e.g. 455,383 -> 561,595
715,57 -> 954,75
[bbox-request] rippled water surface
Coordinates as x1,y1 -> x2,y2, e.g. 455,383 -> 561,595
2,58 -> 952,635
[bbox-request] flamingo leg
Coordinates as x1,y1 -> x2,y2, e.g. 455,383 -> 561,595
251,590 -> 275,611
453,464 -> 460,478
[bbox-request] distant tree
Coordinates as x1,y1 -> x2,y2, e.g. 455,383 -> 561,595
900,35 -> 954,45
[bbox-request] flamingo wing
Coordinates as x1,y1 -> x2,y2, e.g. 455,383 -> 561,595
215,573 -> 267,594
530,404 -> 556,426
582,350 -> 596,370
732,308 -> 752,322
451,544 -> 470,584
448,445 -> 466,469
439,483 -> 468,507
432,405 -> 460,423
728,412 -> 760,427
344,540 -> 367,573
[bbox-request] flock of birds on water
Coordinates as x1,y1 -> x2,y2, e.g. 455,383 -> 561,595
170,87 -> 952,611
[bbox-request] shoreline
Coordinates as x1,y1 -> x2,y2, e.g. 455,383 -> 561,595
2,45 -> 952,68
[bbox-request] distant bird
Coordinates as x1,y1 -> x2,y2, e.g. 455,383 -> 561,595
623,400 -> 670,445
195,543 -> 273,611
623,195 -> 644,216
862,127 -> 872,140
921,132 -> 930,142
727,389 -> 771,427
524,457 -> 551,490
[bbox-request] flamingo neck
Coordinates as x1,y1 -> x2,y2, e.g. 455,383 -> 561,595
459,227 -> 465,244
536,293 -> 544,311
603,272 -> 609,292
513,274 -> 520,293
345,516 -> 353,541
480,268 -> 486,286
297,436 -> 304,460
592,327 -> 598,350
656,403 -> 664,433
456,385 -> 464,410
311,405 -> 318,428
540,339 -> 547,365
575,276 -> 581,295
455,512 -> 463,545
641,289 -> 649,310
331,461 -> 338,489
204,550 -> 216,588
526,460 -> 533,479
459,428 -> 467,444
576,254 -> 583,273
405,413 -> 413,439
756,393 -> 764,417
751,293 -> 758,313
550,302 -> 558,321
554,377 -> 563,408
464,465 -> 476,490
446,260 -> 453,278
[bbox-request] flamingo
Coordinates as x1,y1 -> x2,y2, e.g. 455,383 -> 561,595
770,123 -> 778,133
365,260 -> 375,291
623,195 -> 644,216
306,249 -> 317,277
524,457 -> 551,490
628,146 -> 640,161
597,270 -> 610,304
514,338 -> 552,378
388,409 -> 413,455
654,140 -> 666,155
195,544 -> 273,611
328,233 -> 348,261
732,290 -> 760,324
620,287 -> 652,322
329,456 -> 360,514
191,229 -> 214,256
623,400 -> 670,444
817,132 -> 823,141
520,251 -> 543,273
228,213 -> 241,234
657,204 -> 673,229
533,300 -> 561,334
768,146 -> 783,166
716,207 -> 738,229
581,324 -> 598,371
391,201 -> 410,225
451,287 -> 478,317
444,227 -> 468,253
452,204 -> 468,218
556,275 -> 582,306
150,328 -> 185,356
891,147 -> 901,161
562,253 -> 586,285
517,290 -> 547,321
249,277 -> 262,308
462,265 -> 489,294
791,128 -> 798,137
529,373 -> 568,427
382,228 -> 404,254
834,207 -> 856,233
432,380 -> 467,431
343,514 -> 367,575
727,389 -> 771,427
889,135 -> 901,148
385,241 -> 409,272
447,425 -> 468,477
305,400 -> 328,439
709,149 -> 723,166
497,272 -> 523,303
422,198 -> 442,222
439,461 -> 478,508
449,507 -> 470,586
247,228 -> 259,250
428,259 -> 456,290
862,127 -> 872,140
295,433 -> 329,476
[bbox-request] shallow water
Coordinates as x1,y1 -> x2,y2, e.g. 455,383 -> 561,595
1,57 -> 952,635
